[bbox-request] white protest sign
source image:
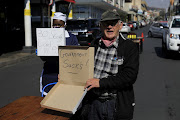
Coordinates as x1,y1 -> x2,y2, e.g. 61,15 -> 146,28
36,28 -> 65,56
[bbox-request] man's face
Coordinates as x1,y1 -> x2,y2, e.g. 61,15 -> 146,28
53,19 -> 65,28
100,20 -> 123,40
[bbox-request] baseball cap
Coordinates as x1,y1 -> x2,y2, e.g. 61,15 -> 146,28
100,10 -> 120,22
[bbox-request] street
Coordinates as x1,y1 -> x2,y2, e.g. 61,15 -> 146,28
0,25 -> 180,120
0,57 -> 43,108
133,25 -> 180,120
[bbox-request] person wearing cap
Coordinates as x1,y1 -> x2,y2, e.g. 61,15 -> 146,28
40,12 -> 79,96
72,10 -> 139,120
52,12 -> 79,45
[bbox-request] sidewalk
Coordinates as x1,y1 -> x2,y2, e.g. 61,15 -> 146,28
0,51 -> 36,68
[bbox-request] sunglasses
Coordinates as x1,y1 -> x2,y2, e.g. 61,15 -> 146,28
101,20 -> 120,27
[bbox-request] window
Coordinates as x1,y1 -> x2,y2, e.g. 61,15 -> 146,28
115,0 -> 118,4
90,19 -> 99,28
125,0 -> 132,2
152,23 -> 159,27
160,22 -> 168,27
172,18 -> 180,28
66,20 -> 88,30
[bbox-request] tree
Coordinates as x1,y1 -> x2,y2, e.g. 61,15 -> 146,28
159,10 -> 165,20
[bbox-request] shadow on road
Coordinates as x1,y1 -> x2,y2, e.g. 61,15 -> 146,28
154,47 -> 180,60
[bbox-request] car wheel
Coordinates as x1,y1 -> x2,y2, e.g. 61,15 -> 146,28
164,44 -> 172,58
162,39 -> 166,56
148,31 -> 152,37
162,39 -> 165,51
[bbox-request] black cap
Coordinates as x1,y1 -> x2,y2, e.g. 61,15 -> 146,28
100,10 -> 120,22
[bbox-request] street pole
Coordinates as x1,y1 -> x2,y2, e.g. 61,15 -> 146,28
48,5 -> 50,27
51,0 -> 56,28
68,3 -> 73,19
23,0 -> 35,53
41,0 -> 45,27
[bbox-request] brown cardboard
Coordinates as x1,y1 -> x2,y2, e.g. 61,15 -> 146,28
40,46 -> 94,114
59,46 -> 94,86
40,82 -> 87,114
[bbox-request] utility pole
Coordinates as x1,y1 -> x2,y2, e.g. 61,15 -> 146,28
68,2 -> 73,19
23,0 -> 35,53
48,5 -> 50,27
41,0 -> 45,27
51,0 -> 56,28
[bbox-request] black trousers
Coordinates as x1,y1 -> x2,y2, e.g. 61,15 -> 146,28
88,99 -> 116,120
87,98 -> 132,120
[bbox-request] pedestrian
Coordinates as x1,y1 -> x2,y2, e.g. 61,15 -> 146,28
40,12 -> 79,96
71,10 -> 139,120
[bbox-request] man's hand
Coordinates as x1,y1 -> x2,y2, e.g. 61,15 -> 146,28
84,78 -> 100,91
58,74 -> 60,82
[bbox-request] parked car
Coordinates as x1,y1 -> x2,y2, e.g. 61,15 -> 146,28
66,19 -> 101,46
120,23 -> 131,33
139,20 -> 146,27
162,15 -> 180,57
127,22 -> 134,31
159,21 -> 168,28
138,20 -> 142,28
148,22 -> 168,38
131,21 -> 139,29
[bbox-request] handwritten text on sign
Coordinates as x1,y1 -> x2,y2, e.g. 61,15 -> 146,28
36,28 -> 65,56
59,48 -> 91,84
59,49 -> 89,74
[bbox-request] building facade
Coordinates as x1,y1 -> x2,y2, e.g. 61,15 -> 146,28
0,0 -> 150,54
71,0 -> 127,22
123,0 -> 147,21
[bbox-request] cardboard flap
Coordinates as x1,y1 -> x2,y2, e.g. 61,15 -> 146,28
41,82 -> 87,114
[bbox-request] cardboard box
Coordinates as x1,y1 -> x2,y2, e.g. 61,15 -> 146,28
41,46 -> 94,114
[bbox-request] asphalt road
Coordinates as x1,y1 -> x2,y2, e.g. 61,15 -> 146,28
133,25 -> 180,120
0,57 -> 43,108
0,25 -> 180,120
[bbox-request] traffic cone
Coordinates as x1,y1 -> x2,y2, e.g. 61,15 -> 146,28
141,32 -> 144,41
139,32 -> 144,53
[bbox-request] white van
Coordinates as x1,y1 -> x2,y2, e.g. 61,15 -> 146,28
162,15 -> 180,57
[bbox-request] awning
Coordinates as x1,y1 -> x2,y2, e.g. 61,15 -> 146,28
127,11 -> 137,15
55,0 -> 75,3
64,0 -> 75,3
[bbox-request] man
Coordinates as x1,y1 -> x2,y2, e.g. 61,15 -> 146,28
40,12 -> 79,96
73,10 -> 139,120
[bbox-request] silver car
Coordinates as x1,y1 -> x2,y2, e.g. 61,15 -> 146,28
120,23 -> 131,33
148,22 -> 168,38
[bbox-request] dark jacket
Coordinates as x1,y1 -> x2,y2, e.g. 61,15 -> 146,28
78,34 -> 139,120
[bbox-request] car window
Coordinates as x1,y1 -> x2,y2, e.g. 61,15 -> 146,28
152,23 -> 159,27
172,18 -> 180,28
161,22 -> 168,27
159,23 -> 163,26
90,20 -> 99,28
66,20 -> 88,30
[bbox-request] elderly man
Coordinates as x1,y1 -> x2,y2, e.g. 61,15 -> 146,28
72,10 -> 139,120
